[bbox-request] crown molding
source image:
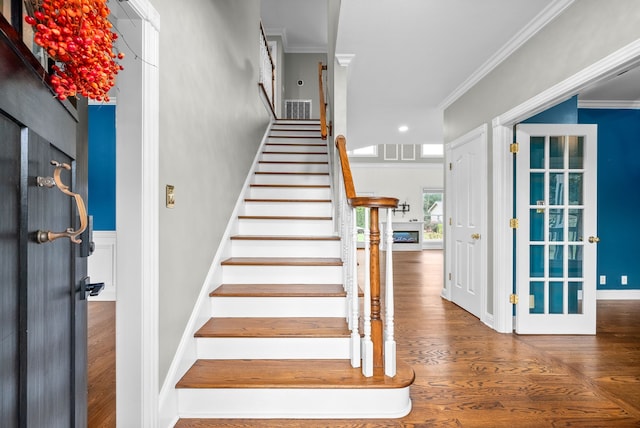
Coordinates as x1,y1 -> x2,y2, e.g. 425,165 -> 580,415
439,0 -> 575,110
264,27 -> 289,52
264,27 -> 327,54
578,100 -> 640,109
335,53 -> 355,67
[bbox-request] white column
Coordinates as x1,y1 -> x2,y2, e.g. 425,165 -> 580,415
384,211 -> 396,377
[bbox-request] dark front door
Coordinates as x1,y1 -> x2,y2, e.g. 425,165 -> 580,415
1,14 -> 88,428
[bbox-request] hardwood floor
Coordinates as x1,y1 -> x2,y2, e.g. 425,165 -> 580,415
89,250 -> 640,427
87,301 -> 116,428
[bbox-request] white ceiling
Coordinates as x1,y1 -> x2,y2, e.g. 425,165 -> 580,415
261,0 -> 640,149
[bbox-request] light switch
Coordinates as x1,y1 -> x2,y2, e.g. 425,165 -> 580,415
622,275 -> 628,285
166,185 -> 175,208
599,275 -> 606,285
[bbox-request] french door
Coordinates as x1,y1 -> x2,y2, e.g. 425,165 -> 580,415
515,124 -> 598,334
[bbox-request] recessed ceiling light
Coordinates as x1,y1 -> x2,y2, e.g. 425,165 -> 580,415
398,125 -> 409,133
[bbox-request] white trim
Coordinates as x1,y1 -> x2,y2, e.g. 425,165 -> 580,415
264,27 -> 288,51
401,144 -> 415,161
597,290 -> 640,300
335,54 -> 355,67
491,38 -> 640,335
87,231 -> 117,301
350,162 -> 443,170
439,0 -> 575,110
444,124 -> 489,325
578,100 -> 640,109
158,121 -> 274,427
493,39 -> 640,127
383,145 -> 398,161
89,97 -> 117,106
491,125 -> 514,333
114,0 -> 160,426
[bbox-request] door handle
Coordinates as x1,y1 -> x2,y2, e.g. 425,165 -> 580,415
36,160 -> 88,244
471,233 -> 481,240
588,236 -> 600,244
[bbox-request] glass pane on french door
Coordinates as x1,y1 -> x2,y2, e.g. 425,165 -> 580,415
516,124 -> 597,334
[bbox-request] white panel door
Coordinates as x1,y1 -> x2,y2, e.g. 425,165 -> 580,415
515,124 -> 598,334
450,130 -> 485,318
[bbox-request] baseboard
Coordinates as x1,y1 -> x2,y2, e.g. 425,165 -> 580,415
597,289 -> 640,300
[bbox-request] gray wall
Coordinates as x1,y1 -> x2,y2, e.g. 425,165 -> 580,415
284,53 -> 328,119
444,0 -> 640,316
150,0 -> 270,382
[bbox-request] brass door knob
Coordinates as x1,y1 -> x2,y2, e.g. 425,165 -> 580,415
471,233 -> 481,240
588,236 -> 600,243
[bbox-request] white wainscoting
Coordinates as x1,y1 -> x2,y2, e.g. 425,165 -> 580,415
88,231 -> 117,301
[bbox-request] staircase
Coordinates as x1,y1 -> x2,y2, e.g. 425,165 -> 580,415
173,120 -> 414,422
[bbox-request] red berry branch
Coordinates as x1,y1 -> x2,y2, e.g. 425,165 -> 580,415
24,0 -> 124,102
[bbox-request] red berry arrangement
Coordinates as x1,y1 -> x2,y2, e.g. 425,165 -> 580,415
24,0 -> 124,101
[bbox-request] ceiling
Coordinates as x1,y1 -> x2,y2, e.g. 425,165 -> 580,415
261,0 -> 640,149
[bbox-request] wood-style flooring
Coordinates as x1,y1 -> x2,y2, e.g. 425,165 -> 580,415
88,250 -> 640,427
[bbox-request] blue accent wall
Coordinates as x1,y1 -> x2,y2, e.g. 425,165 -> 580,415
88,105 -> 116,230
579,108 -> 640,290
523,96 -> 578,124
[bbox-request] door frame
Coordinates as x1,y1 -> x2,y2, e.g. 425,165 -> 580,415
113,0 -> 160,426
490,39 -> 640,333
444,124 -> 488,324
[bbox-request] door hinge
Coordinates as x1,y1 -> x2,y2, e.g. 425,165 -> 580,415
449,162 -> 453,170
449,217 -> 452,226
510,218 -> 519,229
448,273 -> 452,281
510,293 -> 519,304
510,143 -> 519,154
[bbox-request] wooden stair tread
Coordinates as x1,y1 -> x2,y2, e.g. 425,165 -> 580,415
230,235 -> 339,241
210,283 -> 346,297
269,135 -> 323,139
265,143 -> 326,147
238,215 -> 332,220
262,151 -> 327,155
176,359 -> 415,389
244,198 -> 331,203
195,317 -> 350,338
221,257 -> 342,266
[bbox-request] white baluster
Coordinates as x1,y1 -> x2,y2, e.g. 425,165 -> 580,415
362,208 -> 373,377
384,210 -> 396,377
350,206 -> 360,367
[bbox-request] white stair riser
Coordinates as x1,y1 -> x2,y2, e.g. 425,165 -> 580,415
252,174 -> 330,186
268,137 -> 325,145
242,202 -> 333,217
231,240 -> 340,258
269,130 -> 321,138
264,144 -> 327,153
248,187 -> 331,199
222,265 -> 342,284
177,388 -> 412,419
261,153 -> 328,163
257,163 -> 329,173
195,337 -> 350,360
210,296 -> 346,317
237,219 -> 333,235
273,122 -> 320,128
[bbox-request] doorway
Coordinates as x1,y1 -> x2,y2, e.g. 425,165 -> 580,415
491,43 -> 640,334
444,124 -> 488,321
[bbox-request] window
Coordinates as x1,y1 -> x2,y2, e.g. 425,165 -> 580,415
348,145 -> 377,157
423,190 -> 443,245
421,144 -> 444,158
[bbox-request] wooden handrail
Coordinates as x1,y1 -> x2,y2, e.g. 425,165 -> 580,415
260,22 -> 276,112
318,62 -> 328,140
335,134 -> 398,370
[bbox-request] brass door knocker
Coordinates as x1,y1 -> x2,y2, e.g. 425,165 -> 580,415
36,160 -> 88,244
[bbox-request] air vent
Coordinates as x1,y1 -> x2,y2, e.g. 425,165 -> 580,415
285,99 -> 312,119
